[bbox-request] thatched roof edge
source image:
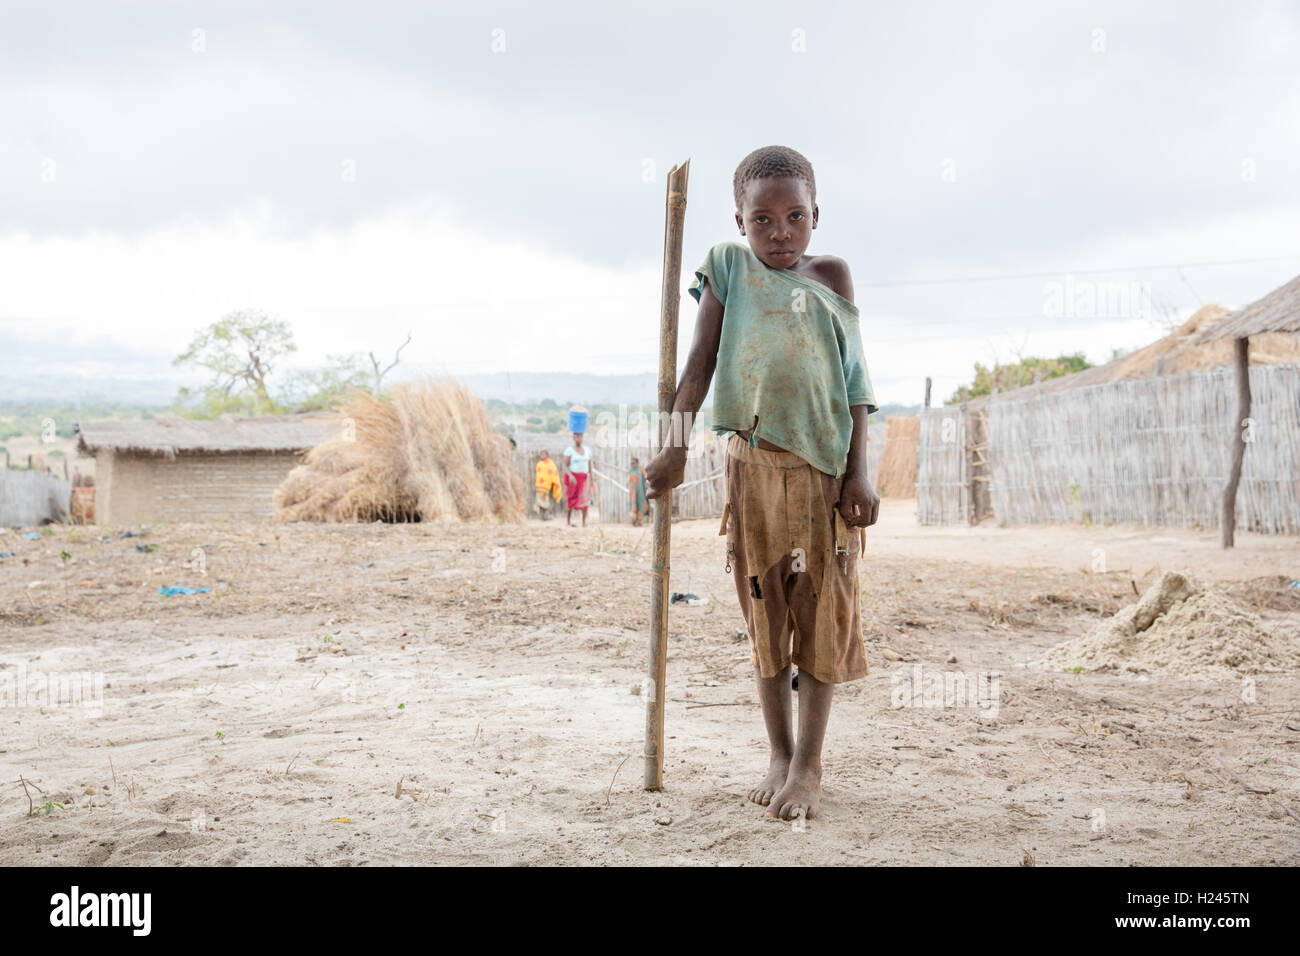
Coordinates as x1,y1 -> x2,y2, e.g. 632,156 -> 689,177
1192,274 -> 1300,342
76,414 -> 338,457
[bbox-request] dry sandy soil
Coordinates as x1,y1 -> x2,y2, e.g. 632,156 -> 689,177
2,500 -> 1298,866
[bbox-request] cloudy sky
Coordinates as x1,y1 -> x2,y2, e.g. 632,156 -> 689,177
2,0 -> 1298,405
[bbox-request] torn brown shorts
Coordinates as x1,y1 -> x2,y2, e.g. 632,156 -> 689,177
720,433 -> 869,684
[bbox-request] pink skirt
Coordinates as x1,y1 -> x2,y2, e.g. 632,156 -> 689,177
564,472 -> 590,509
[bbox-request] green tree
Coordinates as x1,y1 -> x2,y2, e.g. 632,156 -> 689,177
281,354 -> 372,412
172,385 -> 285,419
173,310 -> 296,413
946,352 -> 1092,404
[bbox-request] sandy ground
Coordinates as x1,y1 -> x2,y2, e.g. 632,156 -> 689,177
2,500 -> 1299,866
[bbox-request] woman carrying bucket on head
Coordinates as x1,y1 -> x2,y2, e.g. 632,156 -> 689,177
562,406 -> 595,527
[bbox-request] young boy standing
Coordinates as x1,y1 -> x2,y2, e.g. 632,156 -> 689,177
645,145 -> 880,822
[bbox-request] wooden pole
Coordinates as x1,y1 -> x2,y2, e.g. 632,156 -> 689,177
924,376 -> 932,409
1220,336 -> 1251,548
645,159 -> 689,790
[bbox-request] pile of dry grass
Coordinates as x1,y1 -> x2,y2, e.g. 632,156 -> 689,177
875,416 -> 919,498
275,380 -> 524,523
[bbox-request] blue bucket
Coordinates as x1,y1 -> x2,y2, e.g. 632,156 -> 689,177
568,407 -> 588,434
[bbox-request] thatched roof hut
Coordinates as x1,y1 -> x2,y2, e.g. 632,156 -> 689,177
1190,273 -> 1300,342
76,414 -> 336,525
76,415 -> 335,459
963,303 -> 1300,410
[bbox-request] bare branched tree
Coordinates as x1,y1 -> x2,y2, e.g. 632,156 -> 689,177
369,331 -> 412,394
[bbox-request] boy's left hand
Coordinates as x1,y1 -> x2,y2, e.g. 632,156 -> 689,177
837,473 -> 880,528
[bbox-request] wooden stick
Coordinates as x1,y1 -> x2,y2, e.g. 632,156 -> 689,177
645,159 -> 689,791
1220,336 -> 1250,548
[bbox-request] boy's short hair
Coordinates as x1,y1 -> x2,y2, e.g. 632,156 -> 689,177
733,145 -> 816,210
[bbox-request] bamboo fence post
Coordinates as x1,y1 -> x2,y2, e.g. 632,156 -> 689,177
1220,336 -> 1251,548
645,159 -> 689,791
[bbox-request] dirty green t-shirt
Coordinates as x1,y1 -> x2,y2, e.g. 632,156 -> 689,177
688,240 -> 877,477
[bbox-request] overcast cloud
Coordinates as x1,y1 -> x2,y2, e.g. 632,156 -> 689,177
2,0 -> 1298,404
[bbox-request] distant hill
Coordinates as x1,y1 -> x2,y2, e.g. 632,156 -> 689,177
451,374 -> 920,413
445,372 -> 660,405
0,360 -> 916,416
0,370 -> 182,406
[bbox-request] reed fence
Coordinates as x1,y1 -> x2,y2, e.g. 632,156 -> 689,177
0,469 -> 71,528
916,407 -> 968,525
970,364 -> 1300,531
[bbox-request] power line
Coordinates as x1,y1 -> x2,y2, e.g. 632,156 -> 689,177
476,254 -> 1300,301
858,254 -> 1300,288
441,253 -> 1300,305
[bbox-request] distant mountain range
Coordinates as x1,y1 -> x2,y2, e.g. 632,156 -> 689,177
0,365 -> 916,415
0,370 -> 182,406
448,372 -> 660,405
0,363 -> 665,408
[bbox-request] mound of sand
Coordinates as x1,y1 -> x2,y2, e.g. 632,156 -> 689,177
275,380 -> 524,523
1037,571 -> 1300,679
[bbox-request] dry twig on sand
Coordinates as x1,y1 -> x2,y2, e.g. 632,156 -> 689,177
1212,752 -> 1274,793
606,755 -> 631,806
1213,752 -> 1300,824
17,776 -> 46,817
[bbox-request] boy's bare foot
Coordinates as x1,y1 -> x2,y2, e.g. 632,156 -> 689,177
765,764 -> 821,821
747,757 -> 790,808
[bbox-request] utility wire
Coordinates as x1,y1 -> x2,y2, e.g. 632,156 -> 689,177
445,253 -> 1300,304
857,254 -> 1300,288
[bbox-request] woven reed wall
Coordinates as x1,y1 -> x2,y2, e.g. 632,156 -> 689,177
916,407 -> 968,525
984,364 -> 1300,531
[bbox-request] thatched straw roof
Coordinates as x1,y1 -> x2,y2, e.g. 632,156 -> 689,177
1191,273 -> 1300,342
964,303 -> 1300,409
76,414 -> 337,458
